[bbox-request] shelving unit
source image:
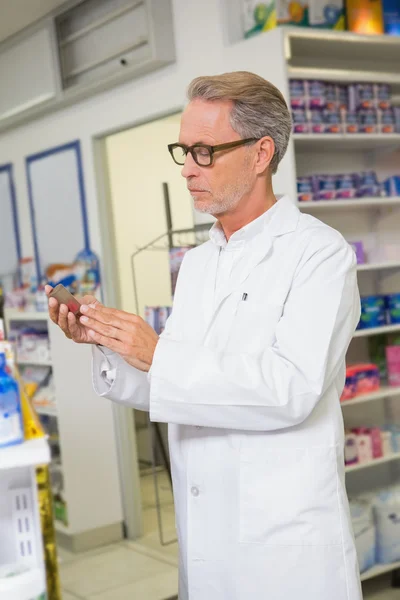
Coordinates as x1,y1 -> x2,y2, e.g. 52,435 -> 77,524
273,27 -> 400,585
353,324 -> 400,339
0,437 -> 50,600
4,308 -> 123,553
341,386 -> 400,408
345,452 -> 400,473
298,197 -> 400,211
293,133 -> 400,152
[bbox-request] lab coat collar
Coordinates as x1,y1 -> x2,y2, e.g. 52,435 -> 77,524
202,196 -> 300,330
209,195 -> 299,249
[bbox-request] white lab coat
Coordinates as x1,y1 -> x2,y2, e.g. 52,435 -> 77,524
93,196 -> 363,600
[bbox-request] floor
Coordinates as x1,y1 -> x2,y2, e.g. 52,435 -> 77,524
58,469 -> 399,600
59,469 -> 179,600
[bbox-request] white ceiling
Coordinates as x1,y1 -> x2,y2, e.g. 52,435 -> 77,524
0,0 -> 69,43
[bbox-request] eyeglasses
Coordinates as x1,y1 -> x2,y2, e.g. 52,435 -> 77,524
168,138 -> 259,167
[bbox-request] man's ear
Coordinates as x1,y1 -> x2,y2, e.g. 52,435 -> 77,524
255,136 -> 275,175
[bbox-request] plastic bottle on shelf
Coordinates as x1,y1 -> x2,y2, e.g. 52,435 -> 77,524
0,353 -> 24,448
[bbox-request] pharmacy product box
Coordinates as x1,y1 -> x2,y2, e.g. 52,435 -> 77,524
383,0 -> 400,35
346,0 -> 384,35
308,0 -> 345,29
242,1 -> 309,38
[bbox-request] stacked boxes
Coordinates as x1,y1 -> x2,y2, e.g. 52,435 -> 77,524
290,80 -> 398,135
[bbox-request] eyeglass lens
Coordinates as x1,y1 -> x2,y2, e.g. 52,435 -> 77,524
172,145 -> 212,166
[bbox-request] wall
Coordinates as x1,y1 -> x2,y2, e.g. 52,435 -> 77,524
105,112 -> 192,316
0,0 -> 294,284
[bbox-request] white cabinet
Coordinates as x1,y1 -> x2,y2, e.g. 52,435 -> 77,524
4,309 -> 124,553
0,438 -> 50,600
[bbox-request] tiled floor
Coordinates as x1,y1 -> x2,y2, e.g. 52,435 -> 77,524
58,468 -> 399,600
59,468 -> 178,600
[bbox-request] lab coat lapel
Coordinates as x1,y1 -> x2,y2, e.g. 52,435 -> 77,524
199,196 -> 300,336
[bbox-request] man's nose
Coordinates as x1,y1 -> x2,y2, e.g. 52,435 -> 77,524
181,151 -> 199,179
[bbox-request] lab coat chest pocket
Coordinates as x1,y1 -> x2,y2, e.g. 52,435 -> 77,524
239,445 -> 342,546
227,299 -> 284,353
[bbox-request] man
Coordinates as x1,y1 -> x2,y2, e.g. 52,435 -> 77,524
48,71 -> 362,600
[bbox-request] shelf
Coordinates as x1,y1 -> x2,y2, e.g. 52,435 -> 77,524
353,323 -> 400,339
341,386 -> 400,408
17,359 -> 52,367
361,560 -> 400,582
288,66 -> 400,85
293,134 -> 400,152
5,310 -> 49,322
346,452 -> 400,473
0,566 -> 45,600
34,404 -> 57,417
298,197 -> 400,211
0,438 -> 50,471
286,29 -> 400,76
357,261 -> 400,273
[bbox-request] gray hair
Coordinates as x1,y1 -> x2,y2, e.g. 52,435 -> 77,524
187,71 -> 291,174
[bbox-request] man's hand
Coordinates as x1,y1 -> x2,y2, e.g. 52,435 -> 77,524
46,284 -> 100,344
78,303 -> 159,372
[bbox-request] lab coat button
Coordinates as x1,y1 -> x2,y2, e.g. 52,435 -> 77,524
191,486 -> 199,497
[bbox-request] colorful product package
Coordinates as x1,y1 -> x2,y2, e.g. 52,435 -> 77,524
289,79 -> 307,109
297,176 -> 314,202
346,0 -> 385,35
313,174 -> 336,200
309,108 -> 325,133
345,431 -> 359,464
349,241 -> 365,264
308,80 -> 326,109
358,108 -> 378,134
341,364 -> 380,400
383,0 -> 400,35
370,428 -> 383,459
169,247 -> 192,296
357,171 -> 381,198
344,111 -> 359,134
144,306 -> 159,331
386,293 -> 400,325
386,345 -> 400,387
336,174 -> 358,199
323,109 -> 343,134
375,84 -> 392,110
358,296 -> 386,330
292,108 -> 309,133
378,108 -> 396,134
276,1 -> 309,26
356,433 -> 373,463
384,176 -> 400,197
308,0 -> 345,28
157,307 -> 170,334
242,1 -> 277,38
348,84 -> 375,111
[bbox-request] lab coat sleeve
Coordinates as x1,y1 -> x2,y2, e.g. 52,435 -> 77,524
92,344 -> 150,411
149,235 -> 361,431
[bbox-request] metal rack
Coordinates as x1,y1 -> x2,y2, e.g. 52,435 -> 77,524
130,183 -> 211,545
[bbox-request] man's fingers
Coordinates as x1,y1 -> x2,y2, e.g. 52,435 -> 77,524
80,303 -> 140,325
58,304 -> 72,339
86,329 -> 126,353
48,297 -> 60,325
80,304 -> 137,332
79,314 -> 132,343
45,285 -> 53,296
67,312 -> 83,341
